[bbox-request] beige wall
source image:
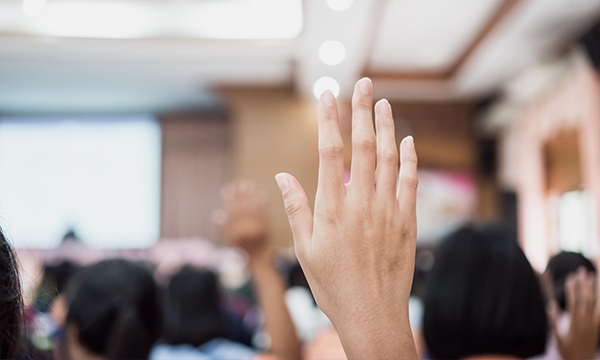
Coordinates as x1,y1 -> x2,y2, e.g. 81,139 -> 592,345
159,90 -> 481,247
222,88 -> 319,248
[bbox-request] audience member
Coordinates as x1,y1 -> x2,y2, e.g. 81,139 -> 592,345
154,267 -> 253,359
33,261 -> 80,314
152,180 -> 301,360
423,224 -> 548,359
542,251 -> 600,360
546,251 -> 596,311
0,226 -> 23,359
63,259 -> 162,360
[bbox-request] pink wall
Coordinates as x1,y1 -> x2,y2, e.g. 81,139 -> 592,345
515,60 -> 600,271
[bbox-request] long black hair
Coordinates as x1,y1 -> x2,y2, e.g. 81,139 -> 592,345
423,224 -> 548,359
163,267 -> 228,347
66,259 -> 162,359
0,226 -> 23,359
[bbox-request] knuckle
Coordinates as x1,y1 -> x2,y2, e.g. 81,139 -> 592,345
353,135 -> 377,154
378,150 -> 399,167
319,141 -> 344,161
352,100 -> 372,113
401,174 -> 419,189
284,196 -> 306,220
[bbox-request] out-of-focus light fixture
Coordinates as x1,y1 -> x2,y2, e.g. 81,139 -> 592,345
313,77 -> 340,99
13,0 -> 302,39
22,0 -> 46,17
318,40 -> 347,65
326,0 -> 353,11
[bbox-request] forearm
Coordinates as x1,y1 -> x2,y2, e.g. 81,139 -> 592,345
249,248 -> 302,360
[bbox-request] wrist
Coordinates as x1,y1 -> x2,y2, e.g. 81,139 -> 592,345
247,245 -> 273,268
335,309 -> 415,359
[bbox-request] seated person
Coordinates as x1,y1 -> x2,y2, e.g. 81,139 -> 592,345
423,224 -> 547,359
62,259 -> 162,360
153,267 -> 255,360
152,180 -> 301,360
542,251 -> 599,360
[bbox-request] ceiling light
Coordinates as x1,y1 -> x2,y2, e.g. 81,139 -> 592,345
318,40 -> 347,66
326,0 -> 353,11
12,0 -> 303,39
313,77 -> 340,99
22,0 -> 46,17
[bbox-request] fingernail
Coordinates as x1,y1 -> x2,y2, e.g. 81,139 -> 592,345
359,78 -> 372,94
377,99 -> 391,114
320,90 -> 335,106
406,135 -> 414,150
275,173 -> 290,195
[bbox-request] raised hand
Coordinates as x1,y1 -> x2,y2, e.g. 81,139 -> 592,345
213,180 -> 270,256
214,180 -> 302,360
549,267 -> 600,360
275,78 -> 419,359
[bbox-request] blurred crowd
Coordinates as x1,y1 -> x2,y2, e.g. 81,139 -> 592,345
6,181 -> 600,360
0,80 -> 599,360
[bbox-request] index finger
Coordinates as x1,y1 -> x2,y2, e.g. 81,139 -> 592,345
317,90 -> 346,201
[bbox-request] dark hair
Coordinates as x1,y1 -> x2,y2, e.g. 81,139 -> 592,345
34,261 -> 81,312
163,267 -> 228,347
423,224 -> 548,359
546,251 -> 596,311
66,259 -> 162,359
0,226 -> 23,359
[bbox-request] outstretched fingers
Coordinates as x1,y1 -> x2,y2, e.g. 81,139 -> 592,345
317,90 -> 346,202
397,136 -> 418,218
276,173 -> 313,258
375,99 -> 398,198
350,78 -> 376,194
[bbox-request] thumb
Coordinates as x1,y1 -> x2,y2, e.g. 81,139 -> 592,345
275,173 -> 313,258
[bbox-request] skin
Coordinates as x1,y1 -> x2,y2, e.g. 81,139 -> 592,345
214,181 -> 302,360
548,267 -> 600,360
275,78 -> 419,359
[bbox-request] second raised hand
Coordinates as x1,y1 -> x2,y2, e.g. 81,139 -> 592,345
275,78 -> 419,359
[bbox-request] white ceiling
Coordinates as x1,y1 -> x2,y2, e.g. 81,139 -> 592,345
369,0 -> 504,71
0,0 -> 599,114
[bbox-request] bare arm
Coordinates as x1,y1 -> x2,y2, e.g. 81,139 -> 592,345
275,78 -> 419,359
214,181 -> 302,360
549,267 -> 599,360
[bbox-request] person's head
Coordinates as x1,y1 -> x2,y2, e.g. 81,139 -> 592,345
65,259 -> 162,360
546,251 -> 596,311
163,267 -> 227,347
34,261 -> 80,313
0,226 -> 22,359
423,224 -> 547,359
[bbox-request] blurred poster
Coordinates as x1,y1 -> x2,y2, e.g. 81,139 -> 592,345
416,170 -> 477,243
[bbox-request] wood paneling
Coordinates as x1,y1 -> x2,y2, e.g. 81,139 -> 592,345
160,114 -> 232,240
222,88 -> 319,248
390,101 -> 477,171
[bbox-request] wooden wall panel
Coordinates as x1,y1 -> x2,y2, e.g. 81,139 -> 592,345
160,114 -> 232,241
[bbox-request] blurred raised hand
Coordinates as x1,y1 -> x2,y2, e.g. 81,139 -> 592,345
213,180 -> 270,257
214,180 -> 302,360
275,78 -> 419,359
549,267 -> 600,360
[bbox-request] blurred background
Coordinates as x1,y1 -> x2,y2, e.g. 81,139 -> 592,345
2,0 -> 600,276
